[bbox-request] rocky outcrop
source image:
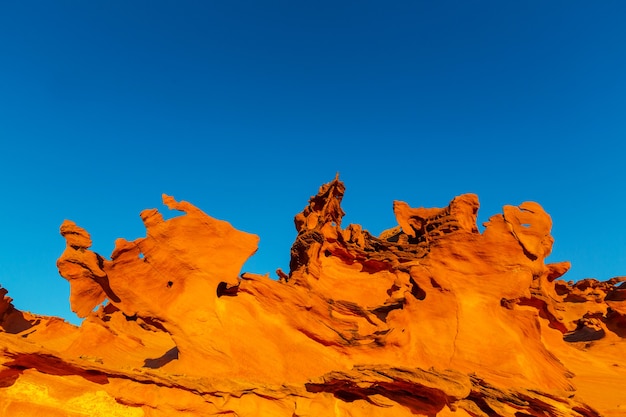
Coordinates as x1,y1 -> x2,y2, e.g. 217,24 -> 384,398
1,178 -> 624,416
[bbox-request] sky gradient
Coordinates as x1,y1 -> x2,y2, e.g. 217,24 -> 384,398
1,1 -> 625,324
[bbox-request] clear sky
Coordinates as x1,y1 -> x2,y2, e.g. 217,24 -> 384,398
1,1 -> 625,325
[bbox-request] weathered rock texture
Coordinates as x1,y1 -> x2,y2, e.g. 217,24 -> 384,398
1,178 -> 625,416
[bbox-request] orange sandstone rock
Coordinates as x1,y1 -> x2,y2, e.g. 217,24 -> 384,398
0,178 -> 624,416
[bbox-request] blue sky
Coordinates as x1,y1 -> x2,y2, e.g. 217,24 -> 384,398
1,1 -> 625,324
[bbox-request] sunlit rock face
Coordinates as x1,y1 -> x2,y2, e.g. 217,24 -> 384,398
1,177 -> 625,416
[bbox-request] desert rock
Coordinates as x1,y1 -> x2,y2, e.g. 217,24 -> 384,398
1,178 -> 624,416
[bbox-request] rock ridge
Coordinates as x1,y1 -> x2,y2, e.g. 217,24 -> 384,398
0,177 -> 624,416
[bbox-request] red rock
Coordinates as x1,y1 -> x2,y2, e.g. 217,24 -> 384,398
0,178 -> 624,416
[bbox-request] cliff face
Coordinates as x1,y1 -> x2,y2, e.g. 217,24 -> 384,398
1,178 -> 625,416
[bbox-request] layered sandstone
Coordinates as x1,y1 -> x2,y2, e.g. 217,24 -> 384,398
1,177 -> 624,416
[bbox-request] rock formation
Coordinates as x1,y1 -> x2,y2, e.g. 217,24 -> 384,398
1,177 -> 625,416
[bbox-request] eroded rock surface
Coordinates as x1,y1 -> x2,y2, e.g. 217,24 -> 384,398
1,178 -> 625,416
